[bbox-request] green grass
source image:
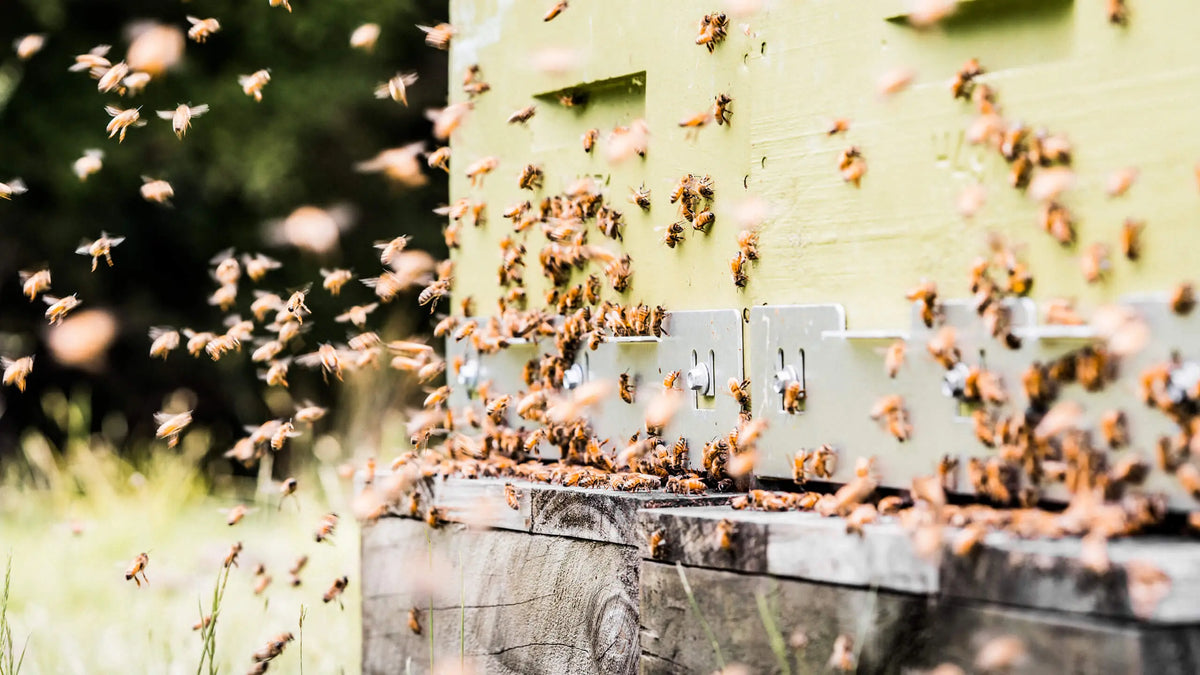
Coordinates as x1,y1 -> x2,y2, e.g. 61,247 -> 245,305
0,423 -> 361,674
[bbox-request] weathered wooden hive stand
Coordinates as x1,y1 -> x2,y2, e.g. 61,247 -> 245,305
364,1 -> 1200,672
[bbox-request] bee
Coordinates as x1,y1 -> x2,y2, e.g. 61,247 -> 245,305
827,118 -> 850,135
69,43 -> 111,75
651,305 -> 668,337
72,149 -> 104,182
419,278 -> 452,313
783,380 -> 805,413
226,504 -> 248,526
792,449 -> 812,483
906,280 -> 939,328
1080,243 -> 1111,284
0,177 -> 26,200
582,128 -> 598,153
726,377 -> 751,413
1038,201 -> 1075,246
253,574 -> 272,595
154,410 -> 193,448
238,69 -> 271,101
884,340 -> 906,378
140,177 -> 174,204
315,512 -> 339,543
419,23 -> 456,50
1114,218 -> 1145,262
14,34 -> 45,61
678,109 -> 713,130
268,0 -> 293,11
736,228 -> 760,261
424,385 -> 451,409
1107,0 -> 1128,25
121,71 -> 150,96
695,12 -> 729,52
271,419 -> 302,451
295,402 -> 328,424
518,164 -> 544,190
19,268 -> 51,301
285,286 -> 312,321
692,209 -> 715,232
125,552 -> 149,587
544,0 -> 568,21
346,22 -> 381,51
155,103 -> 209,139
877,67 -> 915,96
427,146 -> 451,173
715,519 -> 735,551
1171,282 -> 1195,315
251,633 -> 294,664
662,221 -> 686,248
335,303 -> 379,329
926,326 -> 960,369
828,635 -> 857,671
43,294 -> 81,325
465,156 -> 499,187
630,185 -> 651,211
950,58 -> 983,100
408,608 -> 423,635
148,327 -> 181,359
97,62 -> 129,94
375,72 -> 419,106
1,356 -> 34,392
972,409 -> 996,447
648,529 -> 666,558
838,146 -> 867,186
323,575 -> 349,605
618,373 -> 636,404
730,250 -> 748,287
507,105 -> 537,124
102,104 -> 145,142
1008,153 -> 1032,189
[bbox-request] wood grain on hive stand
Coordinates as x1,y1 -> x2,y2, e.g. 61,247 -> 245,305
530,485 -> 730,546
637,506 -> 1200,623
639,561 -> 1200,675
362,517 -> 640,675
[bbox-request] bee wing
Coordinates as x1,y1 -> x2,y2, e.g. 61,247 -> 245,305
148,326 -> 173,339
156,110 -> 175,119
42,295 -> 60,306
209,247 -> 237,265
401,72 -> 419,86
73,241 -> 93,255
104,105 -> 123,117
153,411 -> 176,425
190,104 -> 210,117
108,236 -> 126,247
373,84 -> 391,99
294,351 -> 323,367
91,44 -> 111,56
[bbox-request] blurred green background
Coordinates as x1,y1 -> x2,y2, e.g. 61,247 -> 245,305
0,0 -> 447,462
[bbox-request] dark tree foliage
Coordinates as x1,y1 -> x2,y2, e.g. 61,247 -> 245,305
0,0 -> 448,455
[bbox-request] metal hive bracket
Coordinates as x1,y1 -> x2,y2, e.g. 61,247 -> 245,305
575,338 -> 660,451
656,309 -> 745,470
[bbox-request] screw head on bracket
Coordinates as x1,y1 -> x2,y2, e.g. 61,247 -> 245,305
563,363 -> 586,390
771,366 -> 800,394
941,362 -> 971,400
685,363 -> 712,396
457,358 -> 481,391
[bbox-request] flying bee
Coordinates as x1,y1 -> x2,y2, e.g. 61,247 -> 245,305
222,542 -> 242,569
375,72 -> 419,106
906,280 -> 939,328
269,0 -> 293,11
1107,0 -> 1128,25
792,449 -> 812,483
713,93 -> 733,125
544,0 -> 569,20
315,512 -> 339,543
155,103 -> 209,139
419,278 -> 452,313
104,105 -> 145,142
1038,201 -> 1075,246
125,552 -> 149,587
225,503 -> 248,527
884,340 -> 906,378
427,146 -> 451,173
75,232 -> 126,271
238,69 -> 271,101
424,385 -> 451,409
72,149 -> 104,181
19,268 -> 51,301
1171,282 -> 1196,315
508,105 -> 537,124
69,44 -> 110,74
186,16 -> 221,43
335,303 -> 379,329
323,575 -> 349,605
43,294 -> 81,325
0,177 -> 26,200
1,356 -> 34,392
838,146 -> 867,186
253,574 -> 272,595
148,327 -> 181,359
285,285 -> 312,322
97,61 -> 129,93
827,118 -> 850,135
518,164 -> 544,190
730,250 -> 748,287
419,22 -> 457,49
154,410 -> 193,448
139,176 -> 174,204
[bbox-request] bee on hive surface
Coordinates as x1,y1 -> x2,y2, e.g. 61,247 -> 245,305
630,185 -> 651,210
713,93 -> 733,125
1120,219 -> 1144,260
582,128 -> 598,153
507,105 -> 537,124
1080,243 -> 1111,284
729,250 -> 748,287
408,608 -> 422,634
884,340 -> 906,378
695,12 -> 729,52
950,58 -> 983,100
838,146 -> 867,186
1107,0 -> 1128,25
827,118 -> 850,135
375,72 -> 418,106
618,373 -> 636,404
877,67 -> 915,96
1171,282 -> 1196,315
418,23 -> 455,50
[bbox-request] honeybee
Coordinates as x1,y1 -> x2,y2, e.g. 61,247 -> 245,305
418,23 -> 456,50
97,62 -> 129,93
1,356 -> 34,392
1107,0 -> 1128,25
926,326 -> 960,369
268,0 -> 293,11
14,34 -> 45,61
0,176 -> 26,200
876,67 -> 915,96
18,268 -> 51,302
972,409 -> 996,447
678,109 -> 712,129
884,340 -> 906,378
156,103 -> 209,139
783,381 -> 805,413
544,0 -> 568,20
630,185 -> 651,211
294,402 -> 328,424
251,633 -> 294,664
826,118 -> 850,135
154,409 -> 193,448
662,221 -> 686,248
730,250 -> 748,287
950,58 -> 983,100
518,164 -> 544,190
1171,282 -> 1195,315
828,635 -> 856,671
713,93 -> 733,125
43,294 -> 81,325
906,280 -> 939,328
148,327 -> 181,359
140,176 -> 174,204
695,12 -> 729,52
375,72 -> 419,106
648,529 -> 666,558
1080,243 -> 1111,284
125,552 -> 149,587
76,232 -> 126,272
70,149 -> 104,182
1038,201 -> 1075,246
101,104 -> 145,142
408,608 -> 422,635
285,286 -> 312,321
582,128 -> 598,153
69,44 -> 111,75
222,542 -> 242,569
253,574 -> 272,595
618,373 -> 636,404
727,377 -> 751,412
335,303 -> 379,329
838,147 -> 867,186
323,575 -> 350,605
270,419 -> 301,451
507,105 -> 537,124
427,146 -> 451,172
238,69 -> 271,101
226,503 -> 248,527
715,519 -> 735,551
692,209 -> 715,232
315,512 -> 339,543
792,449 -> 811,483
419,278 -> 452,312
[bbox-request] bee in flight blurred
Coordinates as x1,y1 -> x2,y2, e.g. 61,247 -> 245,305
2,356 -> 34,392
140,177 -> 174,204
154,409 -> 193,448
238,69 -> 271,101
72,149 -> 104,181
0,178 -> 27,199
19,268 -> 51,301
43,294 -> 81,325
125,552 -> 149,587
375,72 -> 419,106
76,232 -> 125,271
104,105 -> 146,142
156,103 -> 209,139
186,16 -> 221,43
